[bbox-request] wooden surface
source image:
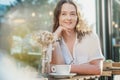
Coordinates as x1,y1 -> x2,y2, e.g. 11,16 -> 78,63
103,62 -> 112,70
103,62 -> 120,75
102,62 -> 112,76
112,62 -> 120,67
49,75 -> 100,80
102,71 -> 112,76
112,62 -> 120,75
72,75 -> 100,79
112,70 -> 120,75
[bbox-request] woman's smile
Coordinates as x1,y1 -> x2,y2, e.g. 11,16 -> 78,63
64,21 -> 72,25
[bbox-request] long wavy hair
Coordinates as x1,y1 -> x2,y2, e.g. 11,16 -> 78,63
53,0 -> 92,42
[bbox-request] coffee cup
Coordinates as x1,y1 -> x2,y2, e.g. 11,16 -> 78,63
51,65 -> 71,74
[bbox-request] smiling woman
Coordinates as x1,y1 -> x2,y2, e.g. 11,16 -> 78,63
51,0 -> 104,75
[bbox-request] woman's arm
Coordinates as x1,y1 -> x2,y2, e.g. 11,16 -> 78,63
71,59 -> 103,75
50,42 -> 65,64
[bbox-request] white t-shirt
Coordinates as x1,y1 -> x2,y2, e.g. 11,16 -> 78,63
60,32 -> 104,64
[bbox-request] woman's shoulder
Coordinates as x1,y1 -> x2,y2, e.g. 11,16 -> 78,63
83,31 -> 100,42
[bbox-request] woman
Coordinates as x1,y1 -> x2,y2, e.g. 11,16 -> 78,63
51,0 -> 104,75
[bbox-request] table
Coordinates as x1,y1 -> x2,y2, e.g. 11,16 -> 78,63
112,62 -> 120,75
101,62 -> 120,80
48,74 -> 100,80
102,62 -> 112,77
103,62 -> 120,75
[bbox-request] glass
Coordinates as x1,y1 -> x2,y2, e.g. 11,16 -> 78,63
0,0 -> 58,70
112,0 -> 120,61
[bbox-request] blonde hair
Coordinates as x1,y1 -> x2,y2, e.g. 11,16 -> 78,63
74,2 -> 92,42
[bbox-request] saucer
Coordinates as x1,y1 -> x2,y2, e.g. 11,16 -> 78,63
49,73 -> 76,78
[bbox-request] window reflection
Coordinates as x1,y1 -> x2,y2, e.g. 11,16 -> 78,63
0,0 -> 58,69
112,0 -> 120,61
112,0 -> 120,45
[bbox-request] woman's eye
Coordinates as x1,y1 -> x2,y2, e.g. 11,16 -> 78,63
71,13 -> 76,16
61,13 -> 66,15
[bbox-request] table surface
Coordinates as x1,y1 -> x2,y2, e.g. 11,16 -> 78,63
48,74 -> 100,80
103,65 -> 120,75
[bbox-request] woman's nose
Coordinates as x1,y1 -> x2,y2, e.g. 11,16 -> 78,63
66,15 -> 71,20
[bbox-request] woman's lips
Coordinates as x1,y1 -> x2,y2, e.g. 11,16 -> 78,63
64,22 -> 72,25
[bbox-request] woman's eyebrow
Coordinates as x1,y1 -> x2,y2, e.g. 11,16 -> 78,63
61,10 -> 76,12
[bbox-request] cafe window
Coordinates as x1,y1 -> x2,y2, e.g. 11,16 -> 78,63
0,0 -> 58,69
112,0 -> 120,61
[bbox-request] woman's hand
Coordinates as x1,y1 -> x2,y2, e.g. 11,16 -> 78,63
54,26 -> 63,38
54,26 -> 72,38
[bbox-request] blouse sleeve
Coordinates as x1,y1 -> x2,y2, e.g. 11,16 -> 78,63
88,32 -> 105,62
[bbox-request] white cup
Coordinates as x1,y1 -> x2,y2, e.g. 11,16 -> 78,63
51,65 -> 71,74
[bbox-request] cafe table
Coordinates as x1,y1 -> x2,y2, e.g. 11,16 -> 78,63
103,62 -> 120,75
48,74 -> 100,80
101,62 -> 120,80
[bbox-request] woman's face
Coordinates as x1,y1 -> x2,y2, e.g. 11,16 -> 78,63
59,3 -> 77,30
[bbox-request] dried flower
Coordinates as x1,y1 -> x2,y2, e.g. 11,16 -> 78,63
32,30 -> 54,47
32,30 -> 56,53
32,30 -> 54,73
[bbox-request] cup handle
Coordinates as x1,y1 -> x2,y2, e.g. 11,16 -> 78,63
51,66 -> 56,73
